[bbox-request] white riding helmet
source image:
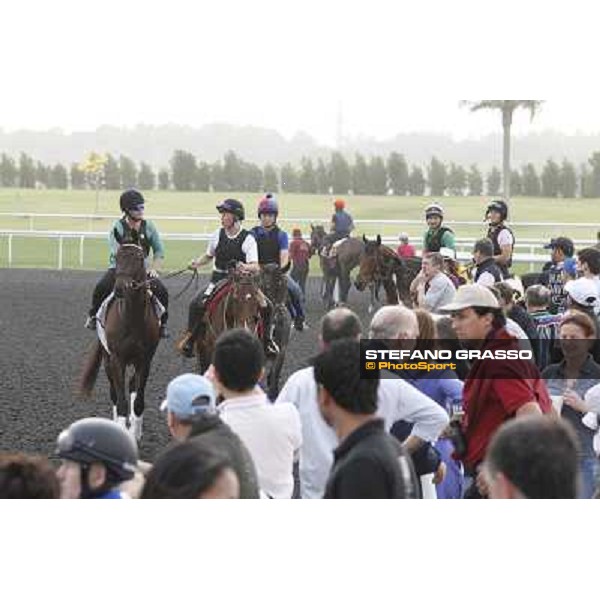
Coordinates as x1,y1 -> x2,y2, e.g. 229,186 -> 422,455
425,203 -> 444,219
439,247 -> 456,260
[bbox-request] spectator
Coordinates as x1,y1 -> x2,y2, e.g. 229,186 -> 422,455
314,339 -> 419,499
0,453 -> 60,499
543,237 -> 575,313
160,372 -> 260,499
577,247 -> 600,306
491,282 -> 536,352
525,284 -> 562,371
542,310 -> 600,498
396,232 -> 416,258
472,238 -> 503,288
483,416 -> 580,499
213,329 -> 302,499
565,275 -> 599,317
494,281 -> 538,342
289,228 -> 311,295
411,252 -> 456,313
276,306 -> 448,499
55,417 -> 138,499
141,439 -> 240,499
440,284 -> 551,498
434,315 -> 471,381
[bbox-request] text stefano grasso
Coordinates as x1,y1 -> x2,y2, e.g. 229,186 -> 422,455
363,349 -> 534,361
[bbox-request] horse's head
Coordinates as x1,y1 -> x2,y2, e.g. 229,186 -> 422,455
229,267 -> 261,326
115,243 -> 146,296
309,224 -> 326,256
355,235 -> 383,290
260,262 -> 290,305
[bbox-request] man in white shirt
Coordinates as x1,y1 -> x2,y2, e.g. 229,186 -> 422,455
412,252 -> 456,313
276,307 -> 448,499
486,199 -> 514,280
212,328 -> 302,499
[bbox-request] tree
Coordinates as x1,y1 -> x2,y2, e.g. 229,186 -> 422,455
18,152 -> 36,188
368,155 -> 387,195
299,157 -> 317,194
510,169 -> 522,196
521,163 -> 541,196
49,164 -> 68,189
330,152 -> 351,195
387,152 -> 409,196
408,166 -> 426,196
35,161 -> 50,188
352,153 -> 369,195
244,163 -> 263,192
79,152 -> 107,210
487,167 -> 502,195
138,162 -> 155,190
316,158 -> 330,194
428,157 -> 446,196
263,164 -> 279,192
210,162 -> 227,192
560,159 -> 577,198
447,163 -> 467,196
158,169 -> 170,190
0,154 -> 18,187
119,155 -> 138,189
462,100 -> 543,199
103,154 -> 121,189
280,163 -> 299,192
467,164 -> 483,196
70,163 -> 86,189
223,151 -> 244,191
588,152 -> 600,197
541,159 -> 561,197
171,150 -> 197,191
195,161 -> 211,191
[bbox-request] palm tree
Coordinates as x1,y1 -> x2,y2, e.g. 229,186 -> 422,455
461,100 -> 544,200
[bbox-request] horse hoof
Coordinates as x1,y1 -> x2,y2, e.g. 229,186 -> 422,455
116,416 -> 127,430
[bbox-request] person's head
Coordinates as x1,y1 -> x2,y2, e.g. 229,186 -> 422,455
440,284 -> 504,342
577,247 -> 600,276
319,307 -> 362,349
216,198 -> 245,229
213,329 -> 264,396
422,252 -> 444,280
485,199 -> 508,225
313,339 -> 379,428
564,278 -> 599,312
425,202 -> 444,229
0,453 -> 60,499
257,193 -> 278,228
493,281 -> 517,311
559,310 -> 596,362
483,416 -> 580,499
544,237 -> 575,264
292,228 -> 302,239
160,373 -> 217,441
369,305 -> 419,349
119,189 -> 145,222
414,308 -> 437,353
525,284 -> 551,313
333,198 -> 346,212
141,439 -> 240,499
398,232 -> 409,244
472,238 -> 494,265
55,418 -> 138,499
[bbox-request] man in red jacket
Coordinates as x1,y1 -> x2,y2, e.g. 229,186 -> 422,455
440,284 -> 552,498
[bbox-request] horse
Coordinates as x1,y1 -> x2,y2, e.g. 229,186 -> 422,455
354,234 -> 422,307
80,243 -> 160,442
194,265 -> 264,373
259,263 -> 292,399
309,224 -> 364,308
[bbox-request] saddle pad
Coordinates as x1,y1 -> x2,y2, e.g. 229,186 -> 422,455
206,281 -> 232,318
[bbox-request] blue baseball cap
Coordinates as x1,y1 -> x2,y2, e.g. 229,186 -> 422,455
563,257 -> 578,277
160,374 -> 216,418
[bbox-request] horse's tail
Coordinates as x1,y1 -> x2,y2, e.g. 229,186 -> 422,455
79,339 -> 103,397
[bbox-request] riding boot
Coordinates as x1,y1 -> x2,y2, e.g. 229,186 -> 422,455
260,305 -> 280,358
178,302 -> 206,358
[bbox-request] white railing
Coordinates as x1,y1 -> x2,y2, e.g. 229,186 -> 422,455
1,229 -> 591,271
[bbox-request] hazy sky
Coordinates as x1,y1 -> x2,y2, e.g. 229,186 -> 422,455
1,0 -> 597,145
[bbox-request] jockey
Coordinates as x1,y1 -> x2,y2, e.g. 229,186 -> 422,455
178,198 -> 279,359
422,202 -> 455,257
250,194 -> 307,331
322,198 -> 354,256
84,189 -> 169,338
485,199 -> 514,280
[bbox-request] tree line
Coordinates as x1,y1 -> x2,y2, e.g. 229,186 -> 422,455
3,149 -> 600,198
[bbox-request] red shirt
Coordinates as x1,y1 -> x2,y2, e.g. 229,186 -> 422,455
289,239 -> 311,267
460,327 -> 552,470
397,243 -> 416,258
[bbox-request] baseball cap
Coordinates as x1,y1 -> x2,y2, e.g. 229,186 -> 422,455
544,237 -> 574,256
439,284 -> 499,312
160,374 -> 216,418
564,278 -> 599,308
563,257 -> 578,277
439,247 -> 456,260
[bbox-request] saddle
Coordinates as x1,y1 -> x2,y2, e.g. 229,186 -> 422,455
321,236 -> 349,259
205,280 -> 232,317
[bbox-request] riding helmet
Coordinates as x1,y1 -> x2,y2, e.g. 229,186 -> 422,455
216,198 -> 245,221
425,202 -> 444,219
333,198 -> 346,210
257,194 -> 279,217
55,417 -> 138,482
486,199 -> 508,221
119,189 -> 145,212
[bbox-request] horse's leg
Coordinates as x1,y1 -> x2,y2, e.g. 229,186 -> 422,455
130,353 -> 154,443
107,355 -> 127,429
103,358 -> 118,421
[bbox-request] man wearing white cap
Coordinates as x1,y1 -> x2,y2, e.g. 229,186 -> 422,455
564,277 -> 599,315
439,284 -> 552,498
161,373 -> 260,499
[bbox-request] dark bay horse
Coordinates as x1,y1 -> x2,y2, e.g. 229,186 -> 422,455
80,243 -> 160,442
355,235 -> 422,307
310,224 -> 364,308
260,263 -> 292,399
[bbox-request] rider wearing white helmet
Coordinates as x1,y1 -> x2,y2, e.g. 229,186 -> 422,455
485,199 -> 514,280
423,202 -> 455,257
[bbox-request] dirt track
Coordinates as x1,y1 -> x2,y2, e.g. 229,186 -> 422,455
0,269 -> 373,461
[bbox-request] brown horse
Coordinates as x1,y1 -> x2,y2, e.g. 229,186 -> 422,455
259,262 -> 292,399
355,235 -> 422,307
309,224 -> 364,308
80,243 -> 160,442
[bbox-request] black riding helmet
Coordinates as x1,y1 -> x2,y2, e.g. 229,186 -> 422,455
120,189 -> 145,213
56,417 -> 138,483
486,199 -> 508,221
216,198 -> 245,221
